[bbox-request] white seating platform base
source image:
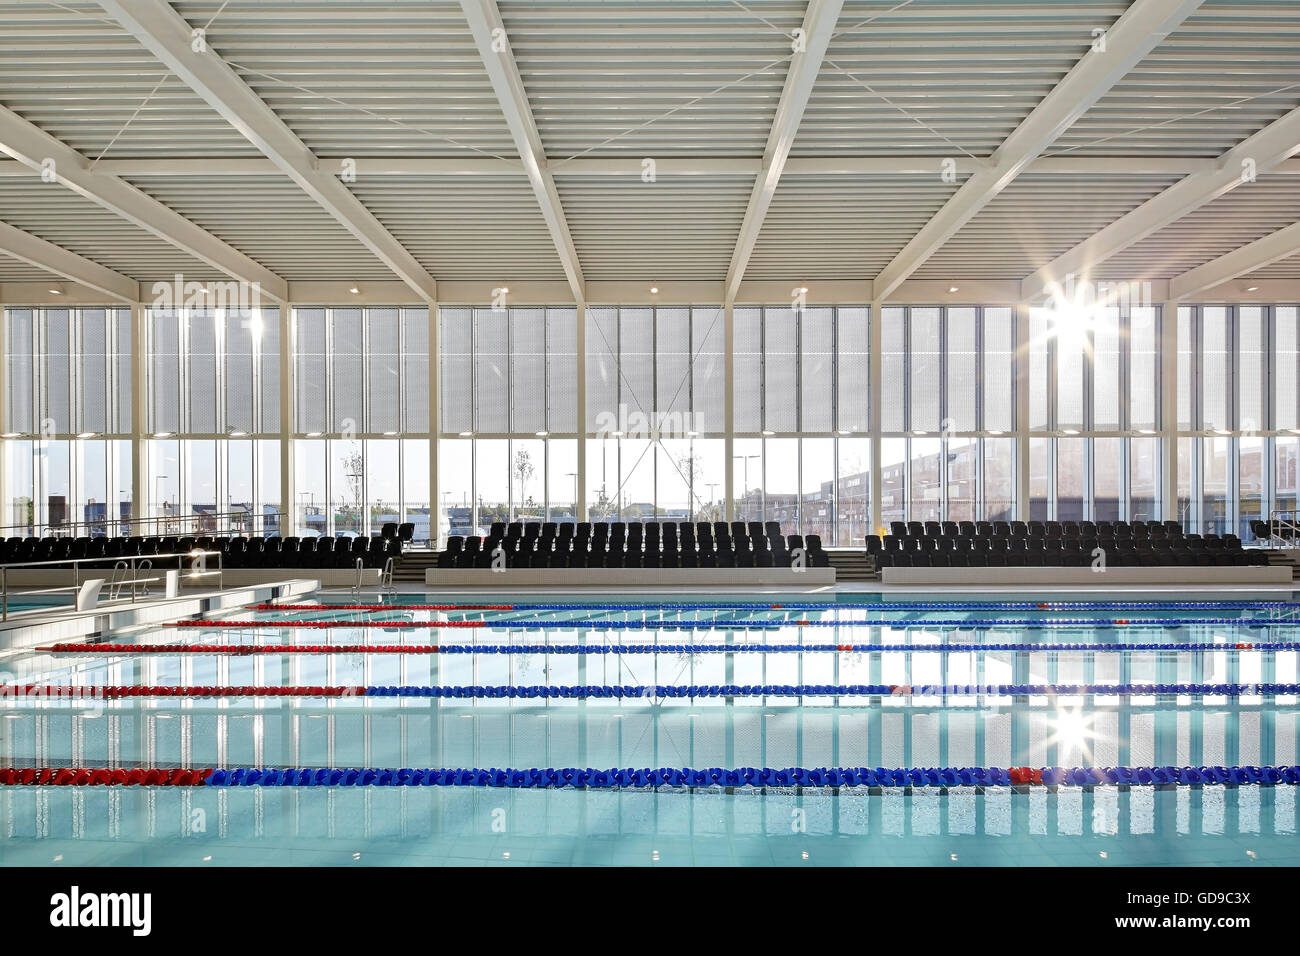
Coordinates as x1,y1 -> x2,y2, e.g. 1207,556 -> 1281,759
427,568 -> 835,587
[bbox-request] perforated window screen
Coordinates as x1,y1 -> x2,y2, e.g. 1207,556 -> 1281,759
114,310 -> 133,434
187,310 -> 219,434
619,307 -> 653,420
294,307 -> 328,434
1277,307 -> 1299,433
655,307 -> 690,418
7,309 -> 34,434
225,312 -> 255,434
546,308 -> 577,432
1130,308 -> 1158,433
734,307 -> 762,433
946,308 -> 977,433
366,307 -> 401,434
439,307 -> 473,434
692,306 -> 725,434
150,310 -> 181,434
763,308 -> 797,433
331,308 -> 364,433
585,307 -> 618,433
401,308 -> 429,433
258,309 -> 281,434
836,307 -> 868,434
509,307 -> 546,433
983,307 -> 1014,433
881,307 -> 906,432
79,309 -> 108,435
800,307 -> 834,433
1202,306 -> 1229,432
473,308 -> 509,433
44,309 -> 71,435
1093,309 -> 1121,431
910,307 -> 942,433
1238,306 -> 1265,432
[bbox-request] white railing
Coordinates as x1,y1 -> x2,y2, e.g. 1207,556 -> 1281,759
1263,510 -> 1300,548
1,549 -> 224,621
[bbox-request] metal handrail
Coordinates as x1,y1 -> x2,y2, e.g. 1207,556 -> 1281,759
0,508 -> 281,540
1,549 -> 224,621
1265,510 -> 1300,549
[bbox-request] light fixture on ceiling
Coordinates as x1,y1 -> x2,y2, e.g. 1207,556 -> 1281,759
348,285 -> 360,294
306,431 -> 323,438
48,286 -> 63,295
913,430 -> 928,435
535,430 -> 548,437
987,429 -> 1003,436
1245,285 -> 1259,292
383,430 -> 398,436
152,431 -> 173,439
948,286 -> 959,293
761,430 -> 775,436
75,431 -> 96,439
458,431 -> 473,437
795,286 -> 809,295
649,286 -> 659,294
499,287 -> 510,294
1137,428 -> 1157,435
229,430 -> 248,437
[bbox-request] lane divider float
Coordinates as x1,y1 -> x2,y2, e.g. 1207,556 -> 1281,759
2,765 -> 1297,788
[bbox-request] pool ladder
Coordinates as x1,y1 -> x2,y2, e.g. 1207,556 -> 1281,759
108,559 -> 152,600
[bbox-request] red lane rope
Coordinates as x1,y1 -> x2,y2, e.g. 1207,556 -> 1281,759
4,685 -> 363,698
0,768 -> 211,786
167,620 -> 485,629
255,603 -> 513,611
37,643 -> 442,654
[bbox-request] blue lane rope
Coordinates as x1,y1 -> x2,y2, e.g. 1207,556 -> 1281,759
422,640 -> 1300,654
235,617 -> 1300,631
308,600 -> 1300,612
201,764 -> 1300,788
356,682 -> 1300,698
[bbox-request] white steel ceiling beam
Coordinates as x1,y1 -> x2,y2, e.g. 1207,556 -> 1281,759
873,0 -> 1205,300
0,220 -> 139,302
724,0 -> 844,305
1025,101 -> 1300,300
98,0 -> 436,302
459,0 -> 586,305
0,103 -> 288,300
1169,221 -> 1300,300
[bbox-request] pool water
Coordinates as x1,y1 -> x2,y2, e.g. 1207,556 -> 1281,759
2,592 -> 1299,866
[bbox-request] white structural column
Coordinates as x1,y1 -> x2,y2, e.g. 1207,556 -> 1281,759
576,305 -> 588,522
459,0 -> 586,306
98,0 -> 435,303
428,305 -> 442,545
1015,302 -> 1032,519
1026,104 -> 1300,298
0,104 -> 288,301
724,0 -> 844,305
1170,221 -> 1300,300
279,305 -> 295,533
874,0 -> 1204,299
724,304 -> 736,522
0,221 -> 138,302
131,303 -> 149,521
868,299 -> 883,533
1160,299 -> 1180,520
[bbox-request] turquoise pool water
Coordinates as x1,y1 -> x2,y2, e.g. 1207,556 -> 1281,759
1,592 -> 1298,866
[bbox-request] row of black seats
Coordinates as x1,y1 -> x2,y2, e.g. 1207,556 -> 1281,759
1250,520 -> 1300,542
440,520 -> 828,570
0,533 -> 403,570
889,519 -> 1187,540
870,520 -> 1257,569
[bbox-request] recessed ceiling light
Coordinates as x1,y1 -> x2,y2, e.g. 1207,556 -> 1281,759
948,286 -> 959,293
49,288 -> 63,295
499,287 -> 509,294
348,285 -> 360,294
649,286 -> 659,294
1245,286 -> 1259,292
795,287 -> 809,294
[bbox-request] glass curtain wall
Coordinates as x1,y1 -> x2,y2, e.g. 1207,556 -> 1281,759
439,305 -> 578,538
880,305 -> 1016,529
1177,303 -> 1300,536
1027,302 -> 1161,523
3,307 -> 133,534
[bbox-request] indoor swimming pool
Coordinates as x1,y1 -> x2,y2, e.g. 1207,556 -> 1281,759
1,592 -> 1298,866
